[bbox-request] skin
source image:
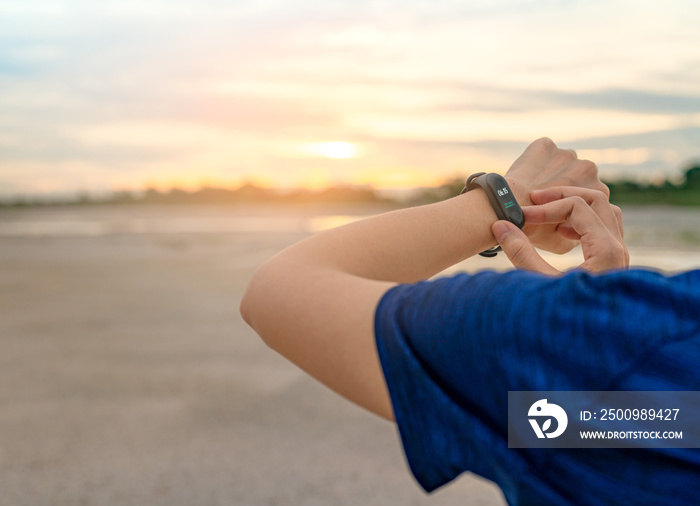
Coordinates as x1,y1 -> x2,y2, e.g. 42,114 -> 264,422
240,138 -> 629,421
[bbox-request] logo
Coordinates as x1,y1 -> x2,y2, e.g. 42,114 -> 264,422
528,399 -> 568,438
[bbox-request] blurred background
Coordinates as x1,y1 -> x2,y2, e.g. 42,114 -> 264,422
1,1 -> 700,505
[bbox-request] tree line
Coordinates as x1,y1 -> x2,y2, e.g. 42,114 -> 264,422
2,164 -> 699,208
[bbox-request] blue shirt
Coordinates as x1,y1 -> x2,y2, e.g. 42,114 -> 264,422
374,268 -> 700,505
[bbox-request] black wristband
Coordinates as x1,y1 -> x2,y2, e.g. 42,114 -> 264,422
460,172 -> 525,257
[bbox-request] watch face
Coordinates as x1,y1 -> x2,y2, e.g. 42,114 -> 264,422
487,174 -> 525,228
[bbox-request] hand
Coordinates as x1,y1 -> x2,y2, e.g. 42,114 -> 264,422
505,138 -> 610,254
491,187 -> 629,275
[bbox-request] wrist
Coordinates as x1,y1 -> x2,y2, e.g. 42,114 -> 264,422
458,173 -> 526,257
504,177 -> 532,207
453,187 -> 502,256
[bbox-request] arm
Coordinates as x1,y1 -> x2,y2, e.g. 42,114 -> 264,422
240,183 -> 499,420
240,138 -> 610,420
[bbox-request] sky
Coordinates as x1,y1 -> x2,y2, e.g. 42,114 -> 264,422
1,0 -> 700,196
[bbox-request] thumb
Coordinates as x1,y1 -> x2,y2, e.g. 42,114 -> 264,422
491,221 -> 560,275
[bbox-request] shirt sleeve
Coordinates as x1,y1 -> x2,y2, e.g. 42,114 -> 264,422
373,268 -> 700,495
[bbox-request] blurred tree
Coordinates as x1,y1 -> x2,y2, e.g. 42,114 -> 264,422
682,165 -> 700,190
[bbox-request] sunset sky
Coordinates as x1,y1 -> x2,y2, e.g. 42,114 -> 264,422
2,0 -> 700,197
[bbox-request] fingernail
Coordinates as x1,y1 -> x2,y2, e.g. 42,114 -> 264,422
492,221 -> 511,243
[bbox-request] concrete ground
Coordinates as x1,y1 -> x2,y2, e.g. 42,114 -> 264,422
0,205 -> 506,506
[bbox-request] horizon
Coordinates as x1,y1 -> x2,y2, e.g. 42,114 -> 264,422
2,0 -> 700,197
5,159 -> 700,206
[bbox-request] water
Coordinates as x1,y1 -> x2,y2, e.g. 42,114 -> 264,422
0,205 -> 366,237
0,203 -> 698,272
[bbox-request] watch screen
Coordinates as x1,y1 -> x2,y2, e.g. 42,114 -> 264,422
488,174 -> 524,227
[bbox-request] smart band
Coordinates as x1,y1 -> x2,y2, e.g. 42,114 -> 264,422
460,172 -> 525,257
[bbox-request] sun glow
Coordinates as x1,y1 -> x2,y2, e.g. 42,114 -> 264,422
307,141 -> 359,159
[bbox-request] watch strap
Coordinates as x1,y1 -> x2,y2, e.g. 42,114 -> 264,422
460,172 -> 524,257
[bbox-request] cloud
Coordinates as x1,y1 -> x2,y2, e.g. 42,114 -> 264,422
427,81 -> 700,115
548,89 -> 700,115
573,126 -> 700,151
572,126 -> 700,179
347,127 -> 700,183
2,0 -> 700,193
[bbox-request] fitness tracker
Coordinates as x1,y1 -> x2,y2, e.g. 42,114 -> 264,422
460,172 -> 525,257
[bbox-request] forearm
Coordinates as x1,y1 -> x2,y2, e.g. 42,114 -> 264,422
265,188 -> 501,284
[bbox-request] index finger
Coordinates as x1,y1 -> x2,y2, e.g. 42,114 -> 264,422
530,186 -> 623,241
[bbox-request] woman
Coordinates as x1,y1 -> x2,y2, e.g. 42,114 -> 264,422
241,138 -> 700,504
